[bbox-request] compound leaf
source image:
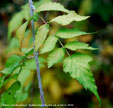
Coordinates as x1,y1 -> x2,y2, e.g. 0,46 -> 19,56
35,24 -> 49,51
48,48 -> 65,68
63,53 -> 101,105
56,28 -> 90,38
51,11 -> 89,26
16,21 -> 29,47
65,41 -> 97,51
37,2 -> 69,13
40,35 -> 58,53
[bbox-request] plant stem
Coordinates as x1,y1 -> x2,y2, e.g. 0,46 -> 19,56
28,0 -> 45,107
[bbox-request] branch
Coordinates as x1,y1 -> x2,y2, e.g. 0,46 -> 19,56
28,0 -> 45,107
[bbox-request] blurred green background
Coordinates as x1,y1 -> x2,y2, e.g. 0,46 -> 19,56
0,0 -> 113,108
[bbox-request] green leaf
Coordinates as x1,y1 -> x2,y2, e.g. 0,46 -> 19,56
16,68 -> 32,102
25,56 -> 46,69
0,75 -> 8,88
34,0 -> 52,8
17,69 -> 30,87
35,24 -> 49,51
21,48 -> 33,55
0,74 -> 18,88
51,11 -> 89,26
32,13 -> 39,22
16,21 -> 29,46
38,57 -> 46,68
1,81 -> 21,108
65,41 -> 97,51
16,68 -> 30,102
0,55 -> 24,74
15,82 -> 32,103
47,48 -> 65,68
8,12 -> 24,40
0,68 -> 13,75
6,37 -> 19,52
63,53 -> 101,105
6,55 -> 24,68
56,28 -> 90,38
40,35 -> 58,53
25,59 -> 36,70
37,2 -> 69,13
15,88 -> 29,103
21,4 -> 30,20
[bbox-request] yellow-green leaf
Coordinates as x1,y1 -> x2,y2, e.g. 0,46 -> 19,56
56,28 -> 90,38
51,11 -> 89,25
37,2 -> 69,13
40,35 -> 58,53
18,69 -> 30,87
35,24 -> 49,51
8,12 -> 24,40
21,4 -> 30,20
16,21 -> 29,47
65,41 -> 97,51
63,53 -> 101,105
47,48 -> 65,68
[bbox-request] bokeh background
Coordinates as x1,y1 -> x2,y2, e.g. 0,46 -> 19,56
0,0 -> 113,108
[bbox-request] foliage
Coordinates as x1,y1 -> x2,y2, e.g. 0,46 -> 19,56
47,48 -> 65,68
40,35 -> 58,53
64,41 -> 97,51
51,11 -> 89,25
0,1 -> 101,107
1,81 -> 21,108
35,24 -> 49,51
